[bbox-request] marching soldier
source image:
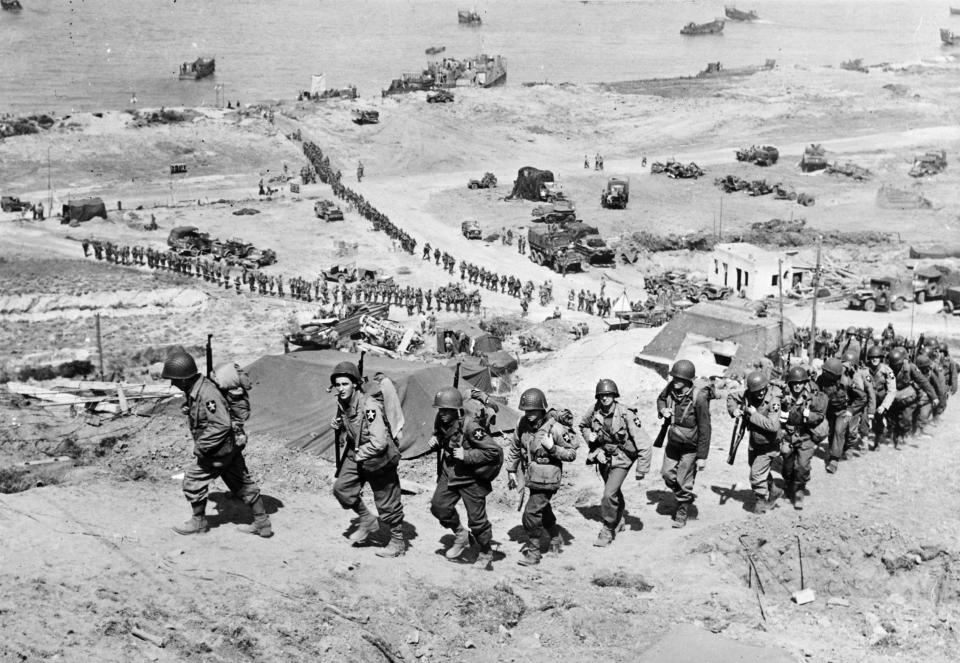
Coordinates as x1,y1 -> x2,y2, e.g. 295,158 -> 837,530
578,379 -> 650,547
428,388 -> 503,569
656,360 -> 712,528
886,348 -> 936,447
727,371 -> 782,514
162,349 -> 273,538
817,357 -> 867,473
914,354 -> 946,437
865,345 -> 896,448
841,349 -> 874,450
330,362 -> 406,557
505,388 -> 579,566
778,366 -> 828,509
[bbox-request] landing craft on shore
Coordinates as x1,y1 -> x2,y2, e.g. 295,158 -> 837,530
724,6 -> 758,21
425,46 -> 446,55
681,19 -> 725,36
178,57 -> 215,81
382,54 -> 506,96
941,28 -> 960,45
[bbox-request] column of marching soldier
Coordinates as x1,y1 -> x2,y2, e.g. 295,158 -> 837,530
157,333 -> 957,567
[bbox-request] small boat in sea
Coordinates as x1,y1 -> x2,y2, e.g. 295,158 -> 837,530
724,6 -> 758,21
178,57 -> 215,80
425,46 -> 446,55
458,9 -> 481,25
1,0 -> 23,10
951,7 -> 960,15
941,28 -> 960,45
383,54 -> 506,96
681,19 -> 725,35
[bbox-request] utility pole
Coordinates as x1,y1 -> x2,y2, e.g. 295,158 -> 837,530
47,146 -> 52,218
778,257 -> 785,369
807,236 -> 822,361
95,313 -> 105,380
718,196 -> 723,240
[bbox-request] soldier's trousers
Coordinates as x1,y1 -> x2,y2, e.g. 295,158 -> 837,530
781,438 -> 815,489
182,450 -> 260,506
598,464 -> 631,528
661,442 -> 698,504
521,489 -> 557,542
888,400 -> 916,440
430,473 -> 493,549
747,445 -> 779,499
913,399 -> 934,433
827,412 -> 854,462
333,454 -> 404,528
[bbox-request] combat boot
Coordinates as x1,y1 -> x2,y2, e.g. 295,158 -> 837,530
547,525 -> 563,554
173,500 -> 208,535
349,504 -> 380,544
593,525 -> 614,548
445,526 -> 471,560
754,497 -> 769,515
517,541 -> 541,566
375,525 -> 406,558
672,503 -> 688,528
475,546 -> 493,571
237,496 -> 273,538
825,459 -> 838,474
792,487 -> 805,511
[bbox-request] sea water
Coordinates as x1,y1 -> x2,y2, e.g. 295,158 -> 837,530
0,0 -> 954,115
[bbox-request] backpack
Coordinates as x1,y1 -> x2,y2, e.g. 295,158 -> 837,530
211,362 -> 252,424
367,373 -> 405,446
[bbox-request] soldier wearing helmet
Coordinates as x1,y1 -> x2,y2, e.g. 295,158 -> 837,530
913,354 -> 946,438
816,355 -> 868,473
505,387 -> 579,566
578,378 -> 651,547
939,343 -> 958,396
727,370 -> 782,514
330,360 -> 406,558
778,365 -> 828,509
840,349 -> 875,449
656,359 -> 712,528
162,348 -> 273,538
840,326 -> 862,361
427,387 -> 503,569
886,347 -> 937,448
865,345 -> 897,448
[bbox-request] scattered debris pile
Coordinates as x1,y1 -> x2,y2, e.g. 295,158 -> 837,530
616,230 -> 717,260
518,320 -> 589,352
359,315 -> 423,355
826,161 -> 872,181
0,113 -> 56,138
909,150 -> 947,178
651,159 -> 705,179
715,176 -> 814,205
876,184 -> 933,210
735,218 -> 891,249
772,184 -> 816,206
735,145 -> 779,166
5,379 -> 178,416
840,58 -> 869,73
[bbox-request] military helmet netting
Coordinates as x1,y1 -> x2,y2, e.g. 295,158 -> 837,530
669,359 -> 696,382
785,365 -> 809,383
330,361 -> 361,385
161,351 -> 199,380
745,371 -> 769,393
433,386 -> 464,409
518,387 -> 548,411
595,379 -> 620,398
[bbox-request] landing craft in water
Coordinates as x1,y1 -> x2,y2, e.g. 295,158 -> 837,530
1,0 -> 23,10
458,9 -> 481,25
179,57 -> 215,80
941,28 -> 960,45
680,19 -> 725,35
425,46 -> 446,55
382,54 -> 506,96
724,6 -> 758,21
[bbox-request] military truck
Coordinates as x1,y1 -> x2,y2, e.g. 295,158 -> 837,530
600,178 -> 629,209
427,89 -> 455,104
352,109 -> 380,125
567,222 -> 615,266
527,225 -> 582,273
540,181 -> 567,202
800,144 -> 827,172
848,276 -> 912,312
314,200 -> 344,222
531,200 -> 576,223
461,219 -> 482,239
942,286 -> 960,315
167,226 -> 212,256
467,172 -> 497,189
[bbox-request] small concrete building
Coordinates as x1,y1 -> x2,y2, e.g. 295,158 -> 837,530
708,242 -> 798,300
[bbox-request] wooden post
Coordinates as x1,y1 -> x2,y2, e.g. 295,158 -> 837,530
95,313 -> 105,380
807,236 -> 822,361
778,257 -> 785,369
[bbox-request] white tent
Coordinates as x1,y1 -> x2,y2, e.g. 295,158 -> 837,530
310,74 -> 327,96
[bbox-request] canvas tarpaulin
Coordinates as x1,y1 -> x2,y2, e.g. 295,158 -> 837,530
508,166 -> 554,201
446,357 -> 493,392
61,197 -> 107,223
245,350 -> 517,461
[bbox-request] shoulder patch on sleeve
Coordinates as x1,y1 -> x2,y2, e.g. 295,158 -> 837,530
205,400 -> 217,414
365,407 -> 378,423
472,427 -> 486,441
633,415 -> 642,427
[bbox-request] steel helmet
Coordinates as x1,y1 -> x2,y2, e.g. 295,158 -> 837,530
518,387 -> 548,412
845,326 -> 857,335
887,348 -> 906,366
330,361 -> 361,385
941,343 -> 950,354
823,357 -> 844,377
841,350 -> 859,365
786,365 -> 809,383
595,379 -> 620,398
745,371 -> 769,393
433,386 -> 463,409
161,350 -> 199,380
915,354 -> 931,369
669,359 -> 696,382
866,345 -> 884,359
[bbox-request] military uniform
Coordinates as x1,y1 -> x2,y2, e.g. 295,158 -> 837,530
779,382 -> 828,506
578,402 -> 650,533
332,391 -> 404,540
180,377 -> 261,507
430,414 -> 502,557
657,385 -> 712,506
505,414 -> 578,558
727,386 -> 781,507
816,370 -> 867,469
888,362 -> 936,443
